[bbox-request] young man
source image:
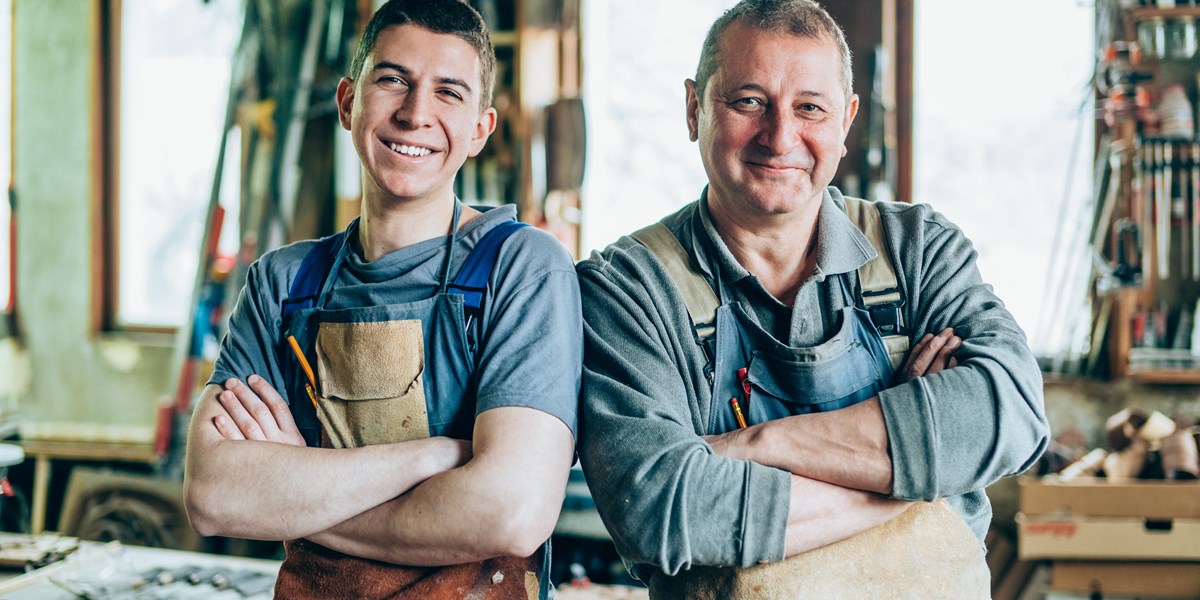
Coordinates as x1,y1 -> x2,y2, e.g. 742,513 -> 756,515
183,1 -> 580,598
577,1 -> 1049,597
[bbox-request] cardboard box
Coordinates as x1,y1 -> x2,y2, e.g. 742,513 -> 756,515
1018,478 -> 1200,561
1050,561 -> 1200,599
1020,478 -> 1200,519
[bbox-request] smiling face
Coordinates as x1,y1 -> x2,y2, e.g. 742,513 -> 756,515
337,24 -> 496,207
687,21 -> 858,220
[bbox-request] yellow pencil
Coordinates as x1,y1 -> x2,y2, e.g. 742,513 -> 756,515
286,335 -> 319,410
730,397 -> 748,429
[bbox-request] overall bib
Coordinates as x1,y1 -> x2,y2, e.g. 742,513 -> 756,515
706,272 -> 895,434
633,198 -> 989,599
273,206 -> 547,600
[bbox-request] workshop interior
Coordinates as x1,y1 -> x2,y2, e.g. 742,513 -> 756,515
0,0 -> 1198,598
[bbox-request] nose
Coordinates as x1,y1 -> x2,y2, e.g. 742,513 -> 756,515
757,104 -> 801,155
395,89 -> 434,129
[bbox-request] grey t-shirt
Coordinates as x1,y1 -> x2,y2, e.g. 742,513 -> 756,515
577,188 -> 1048,579
210,205 -> 582,438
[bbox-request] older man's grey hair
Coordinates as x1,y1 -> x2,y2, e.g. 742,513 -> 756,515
694,0 -> 854,102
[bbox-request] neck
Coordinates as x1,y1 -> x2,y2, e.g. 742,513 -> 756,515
707,195 -> 822,305
357,189 -> 480,262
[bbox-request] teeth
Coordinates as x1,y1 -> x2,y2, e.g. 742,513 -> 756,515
388,142 -> 432,157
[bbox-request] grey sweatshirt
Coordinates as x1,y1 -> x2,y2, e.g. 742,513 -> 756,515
576,188 -> 1049,581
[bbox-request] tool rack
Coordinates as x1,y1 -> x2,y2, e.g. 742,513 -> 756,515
1096,3 -> 1200,381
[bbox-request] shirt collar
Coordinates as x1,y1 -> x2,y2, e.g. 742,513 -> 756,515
692,186 -> 877,285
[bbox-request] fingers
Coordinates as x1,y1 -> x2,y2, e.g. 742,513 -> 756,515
932,336 -> 962,370
212,414 -> 247,441
246,374 -> 304,444
902,328 -> 960,381
221,378 -> 279,442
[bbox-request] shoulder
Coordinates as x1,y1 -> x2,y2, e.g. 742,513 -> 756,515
496,223 -> 575,270
242,238 -> 327,301
577,202 -> 698,282
870,198 -> 964,241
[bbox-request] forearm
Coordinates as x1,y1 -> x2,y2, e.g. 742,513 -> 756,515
309,407 -> 574,566
184,386 -> 461,540
716,397 -> 894,494
882,359 -> 1048,499
783,475 -> 910,556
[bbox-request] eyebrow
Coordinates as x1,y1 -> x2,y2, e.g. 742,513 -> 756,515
371,61 -> 474,95
729,83 -> 829,99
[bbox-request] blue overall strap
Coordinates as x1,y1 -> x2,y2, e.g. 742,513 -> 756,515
281,231 -> 345,323
448,220 -> 529,312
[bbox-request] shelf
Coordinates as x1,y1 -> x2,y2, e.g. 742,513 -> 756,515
1126,368 -> 1200,383
1132,6 -> 1200,21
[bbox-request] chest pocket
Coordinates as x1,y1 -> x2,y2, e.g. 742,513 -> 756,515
314,320 -> 429,449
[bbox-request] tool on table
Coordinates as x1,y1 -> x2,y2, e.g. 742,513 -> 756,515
189,566 -> 230,586
287,335 -> 319,410
157,564 -> 203,586
231,571 -> 278,597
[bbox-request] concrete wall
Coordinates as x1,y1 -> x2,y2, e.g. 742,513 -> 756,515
11,0 -> 170,444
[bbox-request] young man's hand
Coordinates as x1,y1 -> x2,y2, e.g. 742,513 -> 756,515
212,376 -> 307,447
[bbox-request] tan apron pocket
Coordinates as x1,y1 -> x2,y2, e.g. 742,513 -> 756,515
314,320 -> 429,448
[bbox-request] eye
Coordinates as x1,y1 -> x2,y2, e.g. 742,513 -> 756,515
798,103 -> 825,114
438,88 -> 464,101
728,97 -> 765,111
376,75 -> 407,86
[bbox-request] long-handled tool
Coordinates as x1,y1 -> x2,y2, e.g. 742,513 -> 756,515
1193,143 -> 1200,281
1158,141 -> 1170,280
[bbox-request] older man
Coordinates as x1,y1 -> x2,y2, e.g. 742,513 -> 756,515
577,0 -> 1048,596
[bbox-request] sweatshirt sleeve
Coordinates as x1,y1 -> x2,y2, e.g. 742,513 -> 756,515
878,204 -> 1050,501
577,245 -> 791,578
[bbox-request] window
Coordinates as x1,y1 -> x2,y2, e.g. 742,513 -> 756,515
1,0 -> 11,313
914,0 -> 1094,356
580,0 -> 732,253
112,0 -> 242,328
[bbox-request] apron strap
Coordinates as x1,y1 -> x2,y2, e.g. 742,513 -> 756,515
281,231 -> 346,324
631,222 -> 719,341
447,220 -> 530,313
843,197 -> 910,367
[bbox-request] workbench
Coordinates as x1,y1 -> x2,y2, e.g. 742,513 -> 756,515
18,440 -> 159,535
0,534 -> 280,599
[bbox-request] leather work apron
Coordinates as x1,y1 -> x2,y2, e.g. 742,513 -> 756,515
274,205 -> 546,599
636,209 -> 988,599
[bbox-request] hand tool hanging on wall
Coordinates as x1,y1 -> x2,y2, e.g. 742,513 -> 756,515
1166,142 -> 1176,279
1158,141 -> 1170,280
1193,143 -> 1200,281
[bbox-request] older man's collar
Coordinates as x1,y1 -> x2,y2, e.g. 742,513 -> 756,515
693,187 -> 878,283
695,189 -> 752,283
818,187 -> 877,278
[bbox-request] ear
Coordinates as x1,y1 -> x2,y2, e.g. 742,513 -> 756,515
468,106 -> 498,157
841,93 -> 860,157
685,79 -> 701,142
335,77 -> 356,131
